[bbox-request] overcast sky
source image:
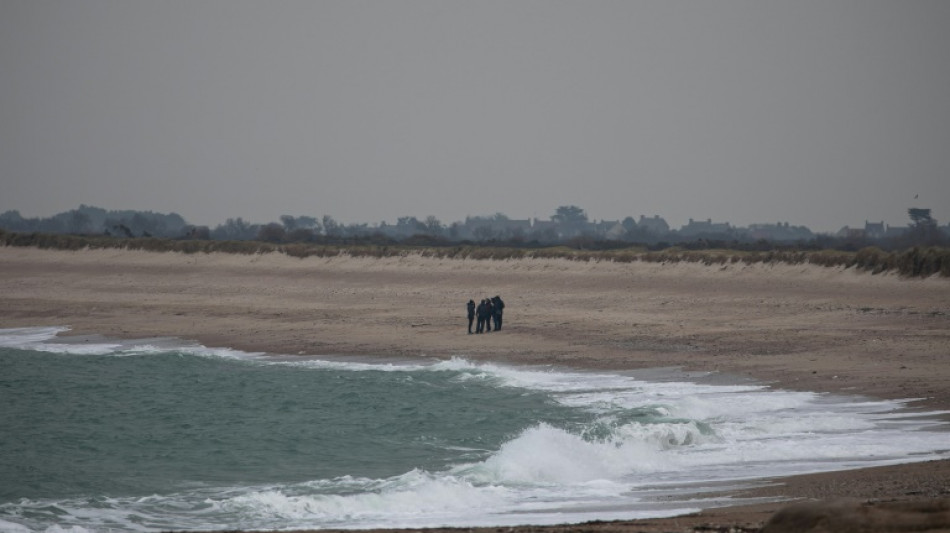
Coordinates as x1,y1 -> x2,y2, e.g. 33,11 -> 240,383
2,1 -> 948,233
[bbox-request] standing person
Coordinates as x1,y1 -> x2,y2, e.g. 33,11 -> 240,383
475,299 -> 486,334
475,300 -> 485,333
466,299 -> 476,334
492,295 -> 505,331
483,297 -> 493,332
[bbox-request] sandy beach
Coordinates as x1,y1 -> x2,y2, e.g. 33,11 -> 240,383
2,245 -> 948,532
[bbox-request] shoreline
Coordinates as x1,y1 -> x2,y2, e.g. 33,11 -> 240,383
2,246 -> 949,531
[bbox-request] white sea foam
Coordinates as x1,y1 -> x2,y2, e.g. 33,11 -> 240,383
0,327 -> 264,359
42,527 -> 91,533
282,357 -> 433,372
465,423 -> 660,484
226,471 -> 507,526
0,327 -> 72,350
2,327 -> 948,531
0,518 -> 31,533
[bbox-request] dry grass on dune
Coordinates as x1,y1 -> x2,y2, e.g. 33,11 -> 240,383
2,229 -> 950,277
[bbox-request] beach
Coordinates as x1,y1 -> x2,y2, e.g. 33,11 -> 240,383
1,245 -> 948,531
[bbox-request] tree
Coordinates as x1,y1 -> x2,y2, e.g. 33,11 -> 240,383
551,205 -> 588,225
111,222 -> 134,238
182,225 -> 210,240
396,216 -> 426,236
448,222 -> 461,239
68,211 -> 93,234
908,208 -> 935,227
212,217 -> 257,240
323,215 -> 342,238
280,215 -> 298,232
905,207 -> 942,246
341,222 -> 370,238
424,215 -> 443,236
129,213 -> 163,237
296,216 -> 320,230
286,228 -> 316,242
257,223 -> 286,242
473,225 -> 496,242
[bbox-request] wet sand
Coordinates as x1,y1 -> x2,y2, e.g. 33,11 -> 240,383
2,246 -> 948,531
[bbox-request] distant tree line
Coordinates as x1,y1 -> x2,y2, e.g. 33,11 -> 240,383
0,205 -> 187,238
2,204 -> 947,252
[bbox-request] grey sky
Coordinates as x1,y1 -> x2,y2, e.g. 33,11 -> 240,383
2,1 -> 948,233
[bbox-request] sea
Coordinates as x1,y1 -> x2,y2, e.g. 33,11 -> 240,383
1,327 -> 947,532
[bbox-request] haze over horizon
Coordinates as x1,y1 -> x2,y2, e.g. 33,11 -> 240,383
2,1 -> 948,234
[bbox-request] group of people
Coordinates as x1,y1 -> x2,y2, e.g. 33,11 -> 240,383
466,296 -> 504,334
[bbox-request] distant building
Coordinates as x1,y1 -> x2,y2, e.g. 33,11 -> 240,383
494,218 -> 532,238
745,222 -> 814,242
530,218 -> 556,231
452,217 -> 526,240
864,221 -> 886,239
836,226 -> 866,239
599,221 -> 626,240
884,225 -> 909,238
678,218 -> 733,238
637,215 -> 670,235
837,222 -> 912,241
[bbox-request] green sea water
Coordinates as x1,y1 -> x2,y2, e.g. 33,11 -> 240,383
1,327 -> 947,532
0,346 -> 586,502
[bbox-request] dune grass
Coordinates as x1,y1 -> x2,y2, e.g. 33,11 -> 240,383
2,229 -> 947,278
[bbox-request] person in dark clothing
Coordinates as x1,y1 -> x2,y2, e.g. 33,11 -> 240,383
475,299 -> 485,333
475,302 -> 485,333
491,295 -> 505,331
483,297 -> 493,332
466,299 -> 476,334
